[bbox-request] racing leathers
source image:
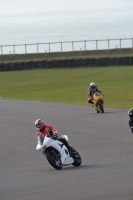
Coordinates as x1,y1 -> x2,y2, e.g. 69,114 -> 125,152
88,87 -> 102,104
36,124 -> 71,152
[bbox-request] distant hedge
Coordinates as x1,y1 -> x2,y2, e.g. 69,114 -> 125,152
0,56 -> 133,71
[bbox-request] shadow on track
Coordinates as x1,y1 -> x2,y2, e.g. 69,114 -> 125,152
44,164 -> 106,171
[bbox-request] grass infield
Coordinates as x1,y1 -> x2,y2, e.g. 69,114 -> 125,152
0,66 -> 133,109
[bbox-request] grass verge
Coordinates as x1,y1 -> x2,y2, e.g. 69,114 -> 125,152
0,66 -> 133,109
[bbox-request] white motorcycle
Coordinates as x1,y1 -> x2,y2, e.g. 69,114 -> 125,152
36,135 -> 82,170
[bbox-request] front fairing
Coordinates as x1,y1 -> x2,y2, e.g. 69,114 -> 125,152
43,137 -> 74,165
93,94 -> 104,104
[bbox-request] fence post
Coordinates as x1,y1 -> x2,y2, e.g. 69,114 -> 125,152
37,43 -> 38,54
108,39 -> 110,50
96,40 -> 98,50
72,41 -> 74,51
13,45 -> 15,54
120,38 -> 121,48
132,38 -> 133,48
61,42 -> 63,52
1,45 -> 2,55
84,40 -> 86,51
25,44 -> 27,54
49,43 -> 50,52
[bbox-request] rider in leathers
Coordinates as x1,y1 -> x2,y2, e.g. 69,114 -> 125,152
88,82 -> 102,104
35,119 -> 73,155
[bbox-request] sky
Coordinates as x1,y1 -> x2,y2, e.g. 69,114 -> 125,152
0,0 -> 132,14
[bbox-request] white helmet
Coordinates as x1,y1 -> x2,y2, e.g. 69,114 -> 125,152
128,108 -> 133,119
90,82 -> 97,90
35,119 -> 45,131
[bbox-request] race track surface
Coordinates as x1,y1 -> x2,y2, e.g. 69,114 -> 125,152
0,99 -> 133,200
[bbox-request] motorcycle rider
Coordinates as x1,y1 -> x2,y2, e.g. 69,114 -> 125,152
128,108 -> 133,134
35,119 -> 74,155
88,82 -> 102,104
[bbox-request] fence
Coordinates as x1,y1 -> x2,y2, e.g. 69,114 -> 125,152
1,38 -> 133,55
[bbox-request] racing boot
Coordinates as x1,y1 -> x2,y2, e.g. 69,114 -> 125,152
59,138 -> 75,156
36,136 -> 43,151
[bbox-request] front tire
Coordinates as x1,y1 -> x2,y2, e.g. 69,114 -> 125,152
46,148 -> 62,170
98,102 -> 104,113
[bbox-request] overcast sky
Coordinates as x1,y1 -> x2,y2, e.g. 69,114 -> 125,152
0,0 -> 132,14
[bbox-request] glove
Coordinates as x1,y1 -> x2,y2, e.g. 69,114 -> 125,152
88,98 -> 93,103
52,133 -> 58,140
48,128 -> 53,137
88,98 -> 91,103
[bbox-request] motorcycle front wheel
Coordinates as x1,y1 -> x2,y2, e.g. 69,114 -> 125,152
98,101 -> 104,113
46,148 -> 62,170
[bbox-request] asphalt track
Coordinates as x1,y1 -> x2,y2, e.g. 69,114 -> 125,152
0,99 -> 133,200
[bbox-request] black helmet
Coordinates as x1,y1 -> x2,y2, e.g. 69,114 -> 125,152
128,108 -> 133,119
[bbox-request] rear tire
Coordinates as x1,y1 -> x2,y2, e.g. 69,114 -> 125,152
70,147 -> 82,167
46,148 -> 62,170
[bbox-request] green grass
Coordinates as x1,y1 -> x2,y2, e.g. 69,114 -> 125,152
0,66 -> 133,109
1,48 -> 133,63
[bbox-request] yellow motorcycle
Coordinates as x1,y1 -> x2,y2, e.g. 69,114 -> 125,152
92,91 -> 104,113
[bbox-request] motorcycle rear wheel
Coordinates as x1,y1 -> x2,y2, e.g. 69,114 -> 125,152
46,148 -> 62,170
70,147 -> 82,167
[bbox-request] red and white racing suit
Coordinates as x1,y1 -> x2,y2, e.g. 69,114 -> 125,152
36,124 -> 71,151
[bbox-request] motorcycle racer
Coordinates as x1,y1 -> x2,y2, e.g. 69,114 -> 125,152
35,119 -> 73,154
128,108 -> 133,133
88,82 -> 102,104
